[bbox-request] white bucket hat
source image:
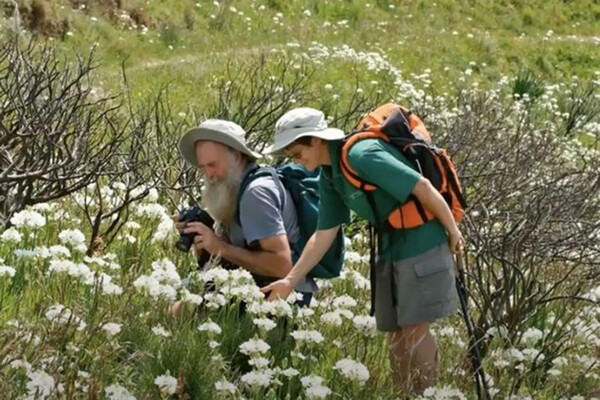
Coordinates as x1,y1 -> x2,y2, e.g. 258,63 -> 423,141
178,119 -> 262,168
264,107 -> 345,154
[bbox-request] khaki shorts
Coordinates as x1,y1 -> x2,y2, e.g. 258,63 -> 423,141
374,243 -> 457,331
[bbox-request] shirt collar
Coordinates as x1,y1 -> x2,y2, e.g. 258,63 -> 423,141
325,140 -> 343,177
241,161 -> 258,180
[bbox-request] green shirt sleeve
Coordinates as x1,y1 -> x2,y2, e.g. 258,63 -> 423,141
347,139 -> 421,204
316,170 -> 351,230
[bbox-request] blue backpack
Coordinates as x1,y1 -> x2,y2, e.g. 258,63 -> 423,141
237,164 -> 345,279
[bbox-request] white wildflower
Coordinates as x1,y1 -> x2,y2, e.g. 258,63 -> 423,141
522,348 -> 543,361
333,359 -> 370,385
552,356 -> 568,367
48,260 -> 93,283
437,327 -> 457,337
291,330 -> 324,344
102,322 -> 122,336
203,292 -> 227,309
270,299 -> 293,317
352,315 -> 377,337
135,203 -> 168,219
286,291 -> 306,305
305,384 -> 332,399
320,312 -> 343,326
49,245 -> 71,258
332,295 -> 357,308
25,369 -> 55,399
486,325 -> 509,338
421,385 -> 467,400
252,317 -> 277,332
336,308 -> 354,320
105,384 -> 136,400
100,275 -> 123,296
228,284 -> 264,302
548,368 -> 561,377
152,325 -> 171,338
133,258 -> 181,301
45,304 -> 71,324
280,368 -> 299,377
10,359 -> 32,372
522,327 -> 543,343
240,369 -> 274,388
0,227 -> 22,243
181,290 -> 203,306
124,221 -> 141,230
239,338 -> 271,356
301,375 -> 325,388
58,229 -> 86,247
248,357 -> 270,369
344,251 -> 363,263
215,379 -> 237,394
149,259 -> 180,286
199,267 -> 230,285
152,216 -> 176,243
295,307 -> 315,319
154,373 -> 177,395
10,209 -> 46,229
32,203 -> 54,212
198,319 -> 222,335
506,348 -> 525,362
85,256 -> 105,266
0,265 -> 16,278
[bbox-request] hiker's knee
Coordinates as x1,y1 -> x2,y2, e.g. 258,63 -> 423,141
387,323 -> 430,351
168,300 -> 185,318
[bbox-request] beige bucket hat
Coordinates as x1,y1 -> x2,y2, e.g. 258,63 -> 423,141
178,119 -> 262,168
264,108 -> 344,154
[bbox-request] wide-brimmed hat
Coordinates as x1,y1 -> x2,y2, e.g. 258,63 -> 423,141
178,119 -> 262,168
264,107 -> 344,154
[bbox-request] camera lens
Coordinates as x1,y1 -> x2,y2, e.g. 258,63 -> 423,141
176,234 -> 193,252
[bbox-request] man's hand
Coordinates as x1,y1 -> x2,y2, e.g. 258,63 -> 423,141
184,222 -> 225,256
172,213 -> 202,259
448,229 -> 465,254
260,278 -> 294,301
171,214 -> 188,234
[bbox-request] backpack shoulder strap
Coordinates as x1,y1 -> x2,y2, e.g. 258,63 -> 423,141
236,165 -> 286,225
339,130 -> 388,192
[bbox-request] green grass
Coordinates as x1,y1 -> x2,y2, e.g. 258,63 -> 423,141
10,0 -> 595,108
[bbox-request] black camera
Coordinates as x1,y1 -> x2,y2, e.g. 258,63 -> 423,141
176,206 -> 215,260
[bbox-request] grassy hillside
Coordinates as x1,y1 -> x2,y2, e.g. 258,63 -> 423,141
3,0 -> 598,106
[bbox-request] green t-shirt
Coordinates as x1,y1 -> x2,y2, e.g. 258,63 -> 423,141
317,139 -> 447,262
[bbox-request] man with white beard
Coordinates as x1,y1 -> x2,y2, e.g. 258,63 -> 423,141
176,119 -> 318,304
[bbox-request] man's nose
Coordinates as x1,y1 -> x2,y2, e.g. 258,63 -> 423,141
203,168 -> 215,179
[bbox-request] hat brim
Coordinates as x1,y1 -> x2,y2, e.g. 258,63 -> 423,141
178,127 -> 262,168
263,127 -> 345,155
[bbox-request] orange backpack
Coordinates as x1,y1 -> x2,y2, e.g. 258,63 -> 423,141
340,103 -> 466,229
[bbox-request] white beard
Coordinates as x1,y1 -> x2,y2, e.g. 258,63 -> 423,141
202,161 -> 244,228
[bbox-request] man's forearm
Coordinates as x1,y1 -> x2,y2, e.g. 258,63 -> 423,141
219,243 -> 292,278
287,226 -> 339,286
414,179 -> 459,235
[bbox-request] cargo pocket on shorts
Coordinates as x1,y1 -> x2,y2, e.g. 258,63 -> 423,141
412,251 -> 455,306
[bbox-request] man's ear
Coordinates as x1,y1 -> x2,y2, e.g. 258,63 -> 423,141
233,150 -> 245,164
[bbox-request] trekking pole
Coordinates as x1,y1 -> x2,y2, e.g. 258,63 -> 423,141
454,252 -> 492,400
